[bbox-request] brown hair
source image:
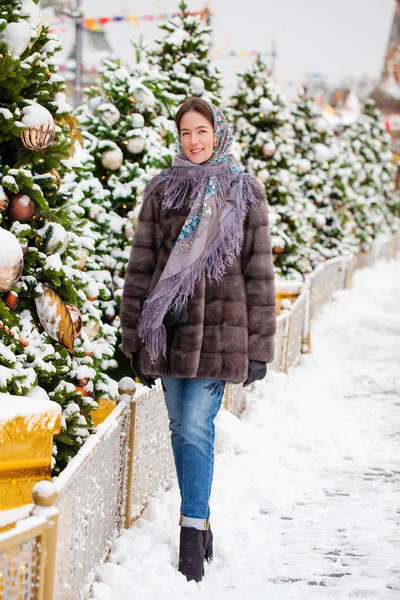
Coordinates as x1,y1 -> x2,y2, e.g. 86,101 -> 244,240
175,98 -> 214,133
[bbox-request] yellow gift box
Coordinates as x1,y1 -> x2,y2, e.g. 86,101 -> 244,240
0,394 -> 61,511
90,398 -> 117,427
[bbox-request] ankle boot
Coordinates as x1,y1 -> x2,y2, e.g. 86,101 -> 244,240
202,526 -> 213,563
178,526 -> 205,582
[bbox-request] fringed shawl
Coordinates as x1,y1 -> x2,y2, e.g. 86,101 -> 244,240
137,103 -> 263,363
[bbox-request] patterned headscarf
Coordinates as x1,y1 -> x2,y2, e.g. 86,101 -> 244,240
137,102 -> 262,363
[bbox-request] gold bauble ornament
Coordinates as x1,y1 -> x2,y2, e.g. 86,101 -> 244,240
0,230 -> 24,292
0,186 -> 9,212
84,319 -> 100,342
273,246 -> 284,255
20,119 -> 56,151
8,193 -> 35,222
34,286 -> 75,351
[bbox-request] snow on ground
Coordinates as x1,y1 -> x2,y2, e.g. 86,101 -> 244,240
92,258 -> 400,600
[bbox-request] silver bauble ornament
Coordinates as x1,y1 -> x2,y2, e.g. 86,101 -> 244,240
101,146 -> 123,170
0,230 -> 24,292
262,141 -> 276,157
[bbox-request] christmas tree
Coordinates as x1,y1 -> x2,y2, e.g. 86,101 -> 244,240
75,45 -> 179,377
342,98 -> 399,248
231,55 -> 313,280
291,88 -> 347,266
0,0 -> 117,473
150,0 -> 222,107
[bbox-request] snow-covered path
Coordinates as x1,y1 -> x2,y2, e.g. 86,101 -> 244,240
92,259 -> 400,600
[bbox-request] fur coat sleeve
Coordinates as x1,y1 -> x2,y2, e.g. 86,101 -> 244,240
120,185 -> 161,355
241,180 -> 276,363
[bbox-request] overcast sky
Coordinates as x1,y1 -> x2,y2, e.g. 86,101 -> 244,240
52,0 -> 395,94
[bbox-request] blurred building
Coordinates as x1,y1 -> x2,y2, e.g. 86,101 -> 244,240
370,0 -> 400,152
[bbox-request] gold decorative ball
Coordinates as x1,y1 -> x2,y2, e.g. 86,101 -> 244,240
20,119 -> 56,151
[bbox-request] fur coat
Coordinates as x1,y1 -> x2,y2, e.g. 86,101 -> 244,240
120,178 -> 276,383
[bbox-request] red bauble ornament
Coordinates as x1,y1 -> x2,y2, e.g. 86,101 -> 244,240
8,193 -> 35,222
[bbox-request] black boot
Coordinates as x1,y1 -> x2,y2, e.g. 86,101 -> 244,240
202,526 -> 213,563
178,526 -> 205,582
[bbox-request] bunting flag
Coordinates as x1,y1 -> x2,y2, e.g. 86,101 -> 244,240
46,9 -> 210,33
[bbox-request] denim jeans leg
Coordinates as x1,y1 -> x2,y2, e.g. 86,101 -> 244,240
180,378 -> 225,527
162,377 -> 185,500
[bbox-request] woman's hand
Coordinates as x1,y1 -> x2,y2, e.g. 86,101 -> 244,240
243,360 -> 267,387
130,351 -> 156,389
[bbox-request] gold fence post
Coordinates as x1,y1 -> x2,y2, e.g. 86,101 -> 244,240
223,383 -> 230,411
31,481 -> 59,600
125,398 -> 137,529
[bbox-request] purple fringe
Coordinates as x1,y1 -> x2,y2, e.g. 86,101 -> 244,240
138,168 -> 263,364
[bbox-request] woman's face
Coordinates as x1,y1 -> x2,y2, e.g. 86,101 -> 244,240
179,110 -> 216,164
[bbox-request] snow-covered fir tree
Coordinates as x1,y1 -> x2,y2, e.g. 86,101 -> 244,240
342,98 -> 399,248
291,88 -> 347,266
0,0 -> 118,472
75,46 -> 179,376
150,0 -> 222,107
231,55 -> 313,280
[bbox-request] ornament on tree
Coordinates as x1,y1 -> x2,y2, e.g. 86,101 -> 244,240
315,214 -> 327,230
0,186 -> 9,212
0,230 -> 24,292
101,146 -> 123,170
314,143 -> 331,164
79,248 -> 88,271
0,20 -> 31,58
98,103 -> 120,126
8,193 -> 35,222
0,319 -> 28,347
2,290 -> 19,310
126,135 -> 145,155
20,101 -> 56,151
125,225 -> 134,241
65,304 -> 82,340
132,87 -> 156,110
262,141 -> 276,157
35,286 -> 75,351
84,319 -> 100,342
298,158 -> 312,174
278,169 -> 291,187
131,113 -> 145,128
36,222 -> 69,254
257,169 -> 270,183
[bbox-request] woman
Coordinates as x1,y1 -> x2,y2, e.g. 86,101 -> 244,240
120,98 -> 276,583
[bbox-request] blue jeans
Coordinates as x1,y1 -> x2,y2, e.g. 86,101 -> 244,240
162,377 -> 226,530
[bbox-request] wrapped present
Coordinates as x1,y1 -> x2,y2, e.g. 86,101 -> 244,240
0,394 -> 61,510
